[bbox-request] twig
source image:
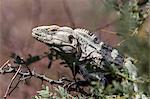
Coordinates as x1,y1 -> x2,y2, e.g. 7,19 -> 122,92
1,61 -> 92,97
0,64 -> 65,85
117,39 -> 126,46
32,70 -> 64,85
0,64 -> 66,98
3,65 -> 22,99
1,60 -> 10,69
100,29 -> 117,35
8,77 -> 22,96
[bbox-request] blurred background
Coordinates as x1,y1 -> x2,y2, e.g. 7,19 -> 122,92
0,0 -> 149,99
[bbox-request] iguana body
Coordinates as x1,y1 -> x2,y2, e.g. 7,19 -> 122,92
32,25 -> 137,88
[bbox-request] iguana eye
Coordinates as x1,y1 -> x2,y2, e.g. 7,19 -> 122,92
45,28 -> 49,31
68,35 -> 74,43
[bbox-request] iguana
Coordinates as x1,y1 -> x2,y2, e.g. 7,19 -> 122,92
32,25 -> 137,90
32,25 -> 124,65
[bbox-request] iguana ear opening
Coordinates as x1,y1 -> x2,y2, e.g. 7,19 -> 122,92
68,35 -> 74,43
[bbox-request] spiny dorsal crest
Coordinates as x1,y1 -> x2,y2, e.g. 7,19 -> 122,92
74,28 -> 100,44
74,28 -> 89,34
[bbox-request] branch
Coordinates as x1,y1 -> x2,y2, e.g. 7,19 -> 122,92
0,65 -> 64,85
32,70 -> 64,85
3,65 -> 22,99
0,59 -> 91,98
1,60 -> 10,69
8,77 -> 22,96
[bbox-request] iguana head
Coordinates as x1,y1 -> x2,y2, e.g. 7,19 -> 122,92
32,25 -> 77,45
32,25 -> 78,52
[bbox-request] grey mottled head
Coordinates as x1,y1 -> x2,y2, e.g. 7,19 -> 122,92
32,25 -> 76,44
32,25 -> 78,52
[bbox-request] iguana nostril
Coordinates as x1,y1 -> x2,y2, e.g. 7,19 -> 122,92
35,33 -> 41,36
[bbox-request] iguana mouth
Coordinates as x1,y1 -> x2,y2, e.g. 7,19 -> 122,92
32,32 -> 45,38
34,33 -> 41,36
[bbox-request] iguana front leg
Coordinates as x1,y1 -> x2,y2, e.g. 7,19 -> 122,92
78,65 -> 107,85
